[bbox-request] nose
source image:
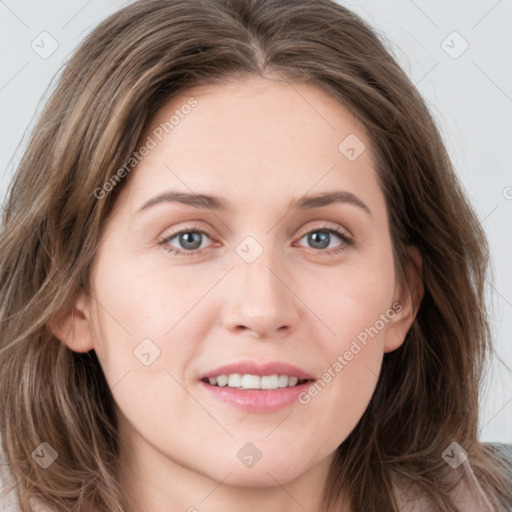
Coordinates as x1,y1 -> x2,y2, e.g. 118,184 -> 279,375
221,251 -> 301,340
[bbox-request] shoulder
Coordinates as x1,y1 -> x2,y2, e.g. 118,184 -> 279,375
446,442 -> 512,511
482,442 -> 512,509
0,458 -> 22,512
483,442 -> 512,463
456,442 -> 512,511
393,443 -> 512,512
0,457 -> 56,512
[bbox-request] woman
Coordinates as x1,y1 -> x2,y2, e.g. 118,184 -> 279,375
1,0 -> 511,510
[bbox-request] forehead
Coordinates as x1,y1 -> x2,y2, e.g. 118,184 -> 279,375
119,76 -> 382,215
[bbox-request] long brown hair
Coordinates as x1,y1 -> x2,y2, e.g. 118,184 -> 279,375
1,0 -> 511,510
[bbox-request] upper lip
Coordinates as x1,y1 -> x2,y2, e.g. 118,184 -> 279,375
199,361 -> 315,381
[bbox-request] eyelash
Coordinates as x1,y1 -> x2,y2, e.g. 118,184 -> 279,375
158,224 -> 354,257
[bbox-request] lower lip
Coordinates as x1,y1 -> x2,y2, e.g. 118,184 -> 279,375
199,380 -> 314,412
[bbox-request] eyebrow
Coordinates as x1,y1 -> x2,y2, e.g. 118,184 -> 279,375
135,190 -> 371,216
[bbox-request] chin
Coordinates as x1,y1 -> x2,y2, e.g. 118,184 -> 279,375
195,444 -> 323,488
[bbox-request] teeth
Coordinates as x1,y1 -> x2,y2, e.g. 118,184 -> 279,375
288,376 -> 299,387
261,375 -> 278,389
216,375 -> 228,387
241,374 -> 260,389
228,374 -> 242,387
278,375 -> 288,387
206,374 -> 304,390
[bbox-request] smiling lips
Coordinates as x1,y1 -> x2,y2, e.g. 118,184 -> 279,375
199,361 -> 316,411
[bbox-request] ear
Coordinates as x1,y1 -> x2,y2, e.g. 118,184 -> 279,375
383,245 -> 424,353
47,289 -> 95,353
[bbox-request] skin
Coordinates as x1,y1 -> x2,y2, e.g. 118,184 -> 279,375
52,75 -> 424,512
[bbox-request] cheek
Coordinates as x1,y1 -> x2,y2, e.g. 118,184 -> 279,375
297,253 -> 396,441
299,320 -> 388,441
88,253 -> 190,390
307,253 -> 396,358
89,248 -> 218,438
91,240 -> 207,339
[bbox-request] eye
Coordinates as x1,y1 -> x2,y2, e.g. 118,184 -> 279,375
159,228 -> 213,256
296,225 -> 354,255
158,224 -> 354,257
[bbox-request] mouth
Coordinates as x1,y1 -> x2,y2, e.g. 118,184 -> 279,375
198,361 -> 316,412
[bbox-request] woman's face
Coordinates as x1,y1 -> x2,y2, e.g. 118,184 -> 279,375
61,76 -> 419,494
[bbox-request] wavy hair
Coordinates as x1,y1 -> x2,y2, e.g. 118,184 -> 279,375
1,0 -> 511,510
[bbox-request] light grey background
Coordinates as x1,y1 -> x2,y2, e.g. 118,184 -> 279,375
1,0 -> 511,441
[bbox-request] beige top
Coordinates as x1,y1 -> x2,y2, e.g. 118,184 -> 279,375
392,443 -> 512,511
